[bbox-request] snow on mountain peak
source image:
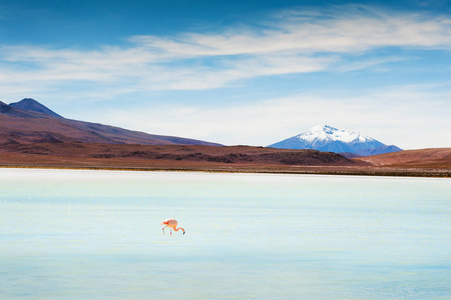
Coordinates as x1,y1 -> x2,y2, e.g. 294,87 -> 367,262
297,125 -> 374,143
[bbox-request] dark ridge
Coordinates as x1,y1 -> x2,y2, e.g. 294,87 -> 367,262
340,152 -> 362,159
9,98 -> 63,118
0,101 -> 12,113
35,134 -> 64,144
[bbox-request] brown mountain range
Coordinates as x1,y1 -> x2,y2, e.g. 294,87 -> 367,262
0,99 -> 222,146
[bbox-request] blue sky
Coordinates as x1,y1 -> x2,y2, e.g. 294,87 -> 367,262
0,0 -> 450,148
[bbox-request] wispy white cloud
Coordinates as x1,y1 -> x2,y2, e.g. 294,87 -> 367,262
0,4 -> 450,100
132,5 -> 451,56
336,56 -> 415,72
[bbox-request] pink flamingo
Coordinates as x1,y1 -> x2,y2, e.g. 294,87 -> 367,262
160,218 -> 185,235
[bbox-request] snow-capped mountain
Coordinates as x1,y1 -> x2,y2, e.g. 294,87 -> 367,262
268,125 -> 402,156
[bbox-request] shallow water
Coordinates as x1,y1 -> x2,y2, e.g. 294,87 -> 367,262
0,169 -> 450,299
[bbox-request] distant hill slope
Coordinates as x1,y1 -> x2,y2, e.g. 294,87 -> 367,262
268,125 -> 402,156
354,148 -> 451,169
0,99 -> 222,146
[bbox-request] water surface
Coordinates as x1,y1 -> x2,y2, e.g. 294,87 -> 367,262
0,169 -> 450,299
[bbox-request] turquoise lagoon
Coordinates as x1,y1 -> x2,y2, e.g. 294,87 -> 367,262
0,169 -> 450,299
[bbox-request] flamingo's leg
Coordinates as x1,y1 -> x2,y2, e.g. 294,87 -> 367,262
170,228 -> 173,235
162,226 -> 166,235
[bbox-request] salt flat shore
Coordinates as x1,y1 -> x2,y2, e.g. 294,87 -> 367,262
1,164 -> 449,178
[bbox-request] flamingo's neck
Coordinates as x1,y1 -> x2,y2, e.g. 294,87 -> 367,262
174,227 -> 185,234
